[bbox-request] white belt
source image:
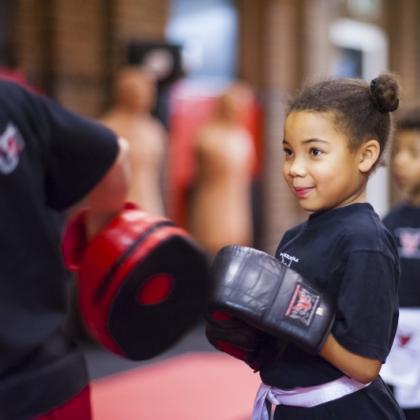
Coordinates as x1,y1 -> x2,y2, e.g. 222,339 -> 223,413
252,376 -> 371,420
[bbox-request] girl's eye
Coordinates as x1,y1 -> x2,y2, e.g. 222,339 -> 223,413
309,147 -> 323,157
283,148 -> 293,157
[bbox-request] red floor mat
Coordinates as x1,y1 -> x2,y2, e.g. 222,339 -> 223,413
91,352 -> 260,420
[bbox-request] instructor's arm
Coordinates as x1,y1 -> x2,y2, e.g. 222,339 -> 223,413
85,137 -> 131,239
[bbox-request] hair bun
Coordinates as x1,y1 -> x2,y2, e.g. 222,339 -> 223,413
370,74 -> 399,113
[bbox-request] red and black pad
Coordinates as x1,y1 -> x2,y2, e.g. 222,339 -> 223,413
62,203 -> 209,360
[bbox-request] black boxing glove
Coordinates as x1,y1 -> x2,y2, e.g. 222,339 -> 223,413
208,245 -> 335,354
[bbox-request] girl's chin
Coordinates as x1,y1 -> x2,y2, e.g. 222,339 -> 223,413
298,203 -> 322,212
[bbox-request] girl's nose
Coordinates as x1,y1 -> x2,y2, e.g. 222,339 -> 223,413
288,157 -> 307,177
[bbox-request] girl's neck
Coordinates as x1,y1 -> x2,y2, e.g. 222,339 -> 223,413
336,188 -> 367,209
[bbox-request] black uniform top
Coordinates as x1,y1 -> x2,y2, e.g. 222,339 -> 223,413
0,81 -> 118,419
383,203 -> 420,307
260,203 -> 400,389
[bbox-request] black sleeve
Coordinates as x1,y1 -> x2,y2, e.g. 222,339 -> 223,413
28,89 -> 119,211
332,250 -> 399,362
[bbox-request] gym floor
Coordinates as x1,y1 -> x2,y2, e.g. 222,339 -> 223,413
81,323 -> 259,420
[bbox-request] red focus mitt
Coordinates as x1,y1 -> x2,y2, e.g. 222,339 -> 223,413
62,202 -> 209,360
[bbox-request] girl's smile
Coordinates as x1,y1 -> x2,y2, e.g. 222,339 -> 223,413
293,186 -> 315,198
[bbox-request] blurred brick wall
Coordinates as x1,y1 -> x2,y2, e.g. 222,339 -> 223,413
386,0 -> 420,107
12,0 -> 47,86
114,0 -> 169,41
13,0 -> 169,117
53,0 -> 106,115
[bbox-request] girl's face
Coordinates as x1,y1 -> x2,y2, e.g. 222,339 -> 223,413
392,130 -> 420,202
283,111 -> 366,212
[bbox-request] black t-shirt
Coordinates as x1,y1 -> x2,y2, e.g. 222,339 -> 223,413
383,203 -> 420,307
260,203 -> 400,389
0,81 -> 118,418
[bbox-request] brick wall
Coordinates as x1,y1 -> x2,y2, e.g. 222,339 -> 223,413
113,0 -> 169,41
386,0 -> 420,105
13,0 -> 48,87
13,0 -> 169,117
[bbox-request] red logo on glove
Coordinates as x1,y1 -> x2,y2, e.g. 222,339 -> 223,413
285,283 -> 320,326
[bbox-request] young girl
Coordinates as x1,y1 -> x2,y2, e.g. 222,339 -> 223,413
257,74 -> 404,419
381,106 -> 420,420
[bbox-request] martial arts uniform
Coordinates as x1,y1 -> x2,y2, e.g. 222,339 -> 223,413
258,204 -> 404,419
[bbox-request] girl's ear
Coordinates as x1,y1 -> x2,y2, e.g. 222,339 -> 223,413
358,139 -> 380,173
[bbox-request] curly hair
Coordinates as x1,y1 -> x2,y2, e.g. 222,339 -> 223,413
287,73 -> 400,165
